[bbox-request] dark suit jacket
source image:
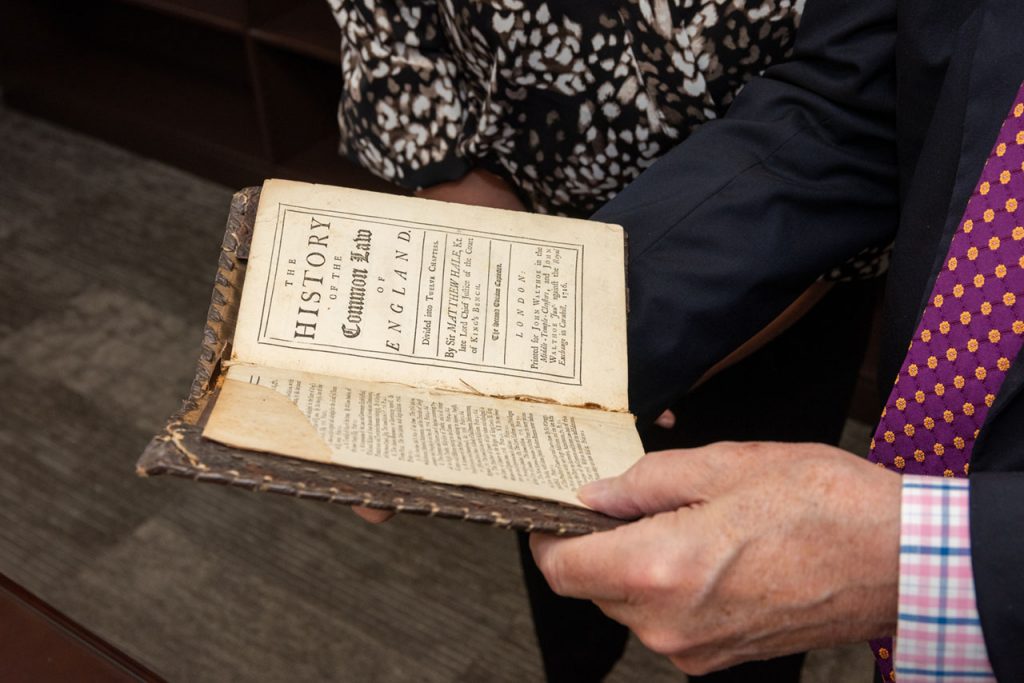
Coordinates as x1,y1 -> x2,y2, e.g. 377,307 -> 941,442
593,0 -> 1024,677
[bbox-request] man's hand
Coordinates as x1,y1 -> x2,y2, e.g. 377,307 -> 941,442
530,442 -> 902,675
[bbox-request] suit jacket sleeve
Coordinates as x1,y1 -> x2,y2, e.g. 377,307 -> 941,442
969,471 -> 1024,680
970,367 -> 1024,681
592,0 -> 901,422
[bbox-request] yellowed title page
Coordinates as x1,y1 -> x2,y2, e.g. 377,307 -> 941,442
231,179 -> 630,411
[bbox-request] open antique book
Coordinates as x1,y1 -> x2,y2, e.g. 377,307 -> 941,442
139,180 -> 643,533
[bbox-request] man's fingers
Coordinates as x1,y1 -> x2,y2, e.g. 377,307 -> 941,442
353,506 -> 395,524
530,510 -> 698,601
529,527 -> 635,601
578,446 -> 726,519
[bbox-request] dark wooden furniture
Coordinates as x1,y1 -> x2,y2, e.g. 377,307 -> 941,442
0,0 -> 393,190
0,573 -> 164,682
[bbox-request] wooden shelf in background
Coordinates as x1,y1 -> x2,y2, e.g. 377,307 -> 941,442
17,48 -> 260,153
111,0 -> 248,33
7,46 -> 268,187
1,0 -> 400,191
250,1 -> 339,65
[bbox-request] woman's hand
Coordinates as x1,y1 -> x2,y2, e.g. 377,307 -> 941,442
415,168 -> 528,211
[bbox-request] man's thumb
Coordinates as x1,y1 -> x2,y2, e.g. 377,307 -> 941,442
577,449 -> 710,519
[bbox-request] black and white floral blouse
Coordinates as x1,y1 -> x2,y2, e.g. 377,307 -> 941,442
327,0 -> 804,218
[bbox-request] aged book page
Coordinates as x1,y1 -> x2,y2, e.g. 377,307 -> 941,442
231,179 -> 630,412
205,365 -> 644,507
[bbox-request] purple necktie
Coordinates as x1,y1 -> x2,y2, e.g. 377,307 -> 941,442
867,82 -> 1024,680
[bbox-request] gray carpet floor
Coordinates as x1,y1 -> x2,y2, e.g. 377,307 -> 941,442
0,105 -> 873,682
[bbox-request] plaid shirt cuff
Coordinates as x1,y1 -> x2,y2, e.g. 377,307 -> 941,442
895,475 -> 994,681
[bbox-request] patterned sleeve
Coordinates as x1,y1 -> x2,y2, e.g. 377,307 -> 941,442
895,475 -> 994,681
327,0 -> 471,189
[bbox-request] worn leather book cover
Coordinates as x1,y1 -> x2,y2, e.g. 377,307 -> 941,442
136,187 -> 624,535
